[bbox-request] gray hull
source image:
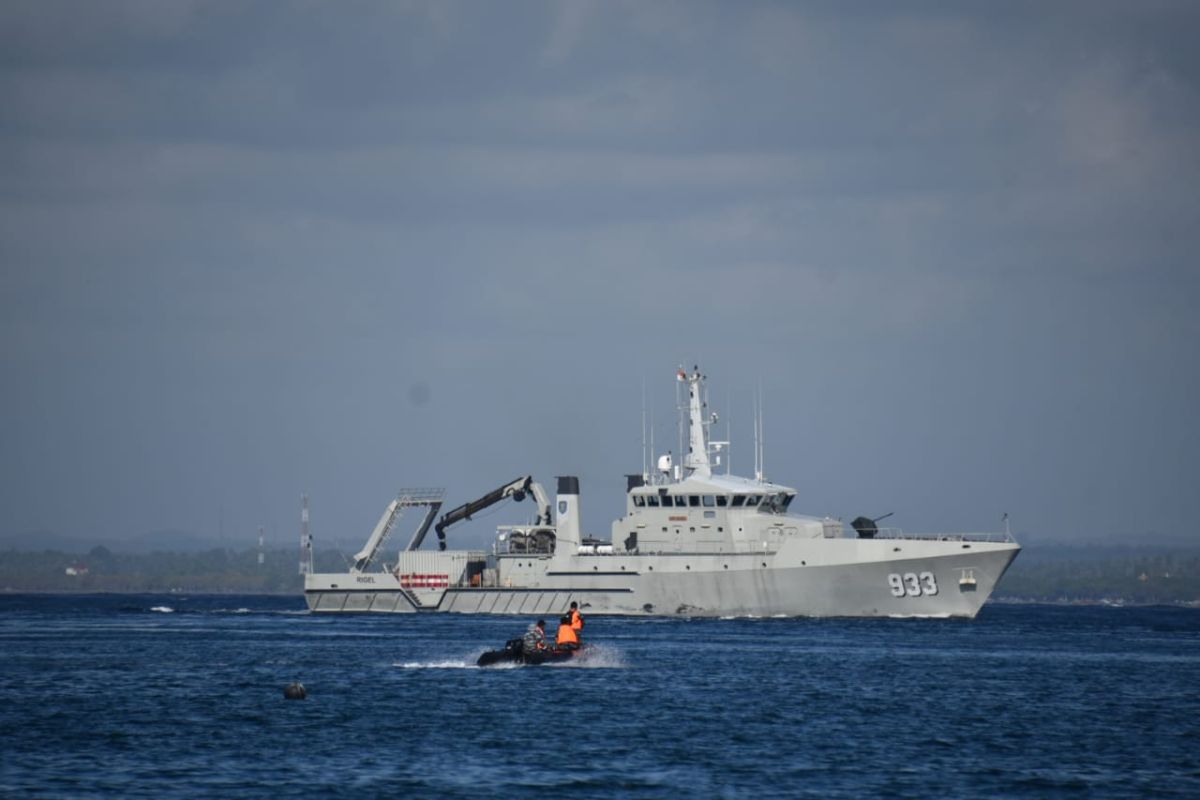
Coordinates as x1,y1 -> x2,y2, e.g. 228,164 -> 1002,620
305,538 -> 1018,618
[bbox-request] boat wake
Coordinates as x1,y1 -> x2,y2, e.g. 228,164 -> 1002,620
394,659 -> 486,670
209,608 -> 308,616
554,643 -> 626,669
394,644 -> 627,670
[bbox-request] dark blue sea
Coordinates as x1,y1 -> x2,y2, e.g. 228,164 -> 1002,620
2,596 -> 1198,798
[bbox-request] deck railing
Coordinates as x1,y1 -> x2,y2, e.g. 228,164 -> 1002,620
868,528 -> 1016,543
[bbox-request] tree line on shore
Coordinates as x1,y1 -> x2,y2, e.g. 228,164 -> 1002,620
1,544 -> 1198,604
994,550 -> 1200,605
0,546 -> 332,594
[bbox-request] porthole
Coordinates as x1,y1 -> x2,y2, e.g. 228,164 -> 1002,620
723,564 -> 728,570
648,566 -> 654,571
686,565 -> 691,570
761,562 -> 767,568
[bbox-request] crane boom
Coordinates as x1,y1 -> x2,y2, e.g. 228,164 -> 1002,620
434,475 -> 551,551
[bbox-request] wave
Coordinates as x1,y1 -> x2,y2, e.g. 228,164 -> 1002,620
149,606 -> 174,613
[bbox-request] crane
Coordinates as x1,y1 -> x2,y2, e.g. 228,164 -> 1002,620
433,476 -> 551,551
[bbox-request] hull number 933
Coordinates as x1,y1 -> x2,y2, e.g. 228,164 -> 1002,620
888,572 -> 938,597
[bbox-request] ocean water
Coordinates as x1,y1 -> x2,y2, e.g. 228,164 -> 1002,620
1,596 -> 1198,799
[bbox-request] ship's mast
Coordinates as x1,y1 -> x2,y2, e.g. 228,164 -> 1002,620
680,366 -> 711,479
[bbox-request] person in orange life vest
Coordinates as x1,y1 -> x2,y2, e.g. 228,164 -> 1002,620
556,614 -> 579,649
568,601 -> 584,641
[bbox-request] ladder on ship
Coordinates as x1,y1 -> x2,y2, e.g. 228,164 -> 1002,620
350,488 -> 445,573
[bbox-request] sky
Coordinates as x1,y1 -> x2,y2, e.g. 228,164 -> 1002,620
2,0 -> 1198,554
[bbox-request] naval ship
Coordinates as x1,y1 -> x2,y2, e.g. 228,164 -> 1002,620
304,367 -> 1019,617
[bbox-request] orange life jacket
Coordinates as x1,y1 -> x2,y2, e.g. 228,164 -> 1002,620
570,609 -> 584,632
557,622 -> 578,646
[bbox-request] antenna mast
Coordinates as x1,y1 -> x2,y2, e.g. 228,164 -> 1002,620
641,377 -> 648,480
650,404 -> 656,485
726,390 -> 732,475
676,365 -> 685,482
754,381 -> 765,483
299,494 -> 313,576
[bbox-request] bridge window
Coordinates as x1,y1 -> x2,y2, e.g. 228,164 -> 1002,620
647,495 -> 659,507
716,496 -> 728,507
762,493 -> 795,514
731,496 -> 746,507
689,495 -> 700,507
702,495 -> 715,507
746,495 -> 761,506
668,496 -> 685,507
633,496 -> 645,507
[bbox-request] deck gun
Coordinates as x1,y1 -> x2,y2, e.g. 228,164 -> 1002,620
850,512 -> 894,539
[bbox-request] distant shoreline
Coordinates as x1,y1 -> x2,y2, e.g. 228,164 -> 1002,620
3,587 -> 1198,611
992,596 -> 1200,609
3,544 -> 1198,606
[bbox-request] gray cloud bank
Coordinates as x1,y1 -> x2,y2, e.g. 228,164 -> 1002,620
2,1 -> 1198,551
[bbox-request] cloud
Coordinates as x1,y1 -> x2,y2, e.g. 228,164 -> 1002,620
542,0 -> 594,64
1,1 -> 1198,544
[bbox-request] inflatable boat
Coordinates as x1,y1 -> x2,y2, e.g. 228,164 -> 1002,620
476,638 -> 584,667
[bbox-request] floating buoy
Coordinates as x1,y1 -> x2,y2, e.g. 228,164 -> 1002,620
283,682 -> 306,700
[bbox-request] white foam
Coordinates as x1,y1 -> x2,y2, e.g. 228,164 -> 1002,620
554,644 -> 627,669
394,660 -> 479,669
395,644 -> 627,670
149,606 -> 174,613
